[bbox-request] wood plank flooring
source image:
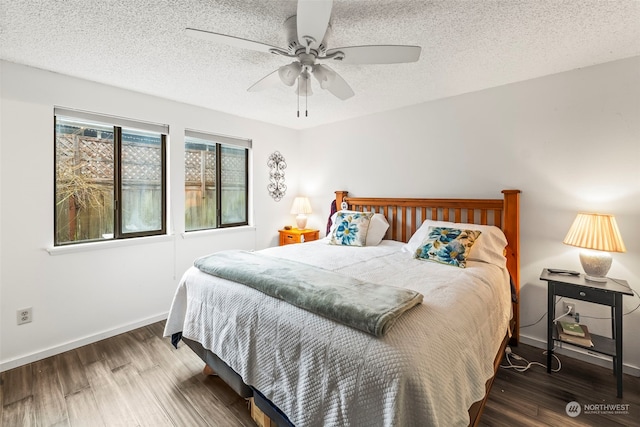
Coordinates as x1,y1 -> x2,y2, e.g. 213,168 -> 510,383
1,321 -> 254,427
481,343 -> 640,427
1,321 -> 638,426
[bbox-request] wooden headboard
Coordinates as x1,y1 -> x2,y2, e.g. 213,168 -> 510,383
335,189 -> 521,344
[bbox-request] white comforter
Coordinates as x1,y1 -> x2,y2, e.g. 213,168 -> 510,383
164,239 -> 511,427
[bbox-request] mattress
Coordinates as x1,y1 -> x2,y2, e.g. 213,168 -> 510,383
164,239 -> 511,426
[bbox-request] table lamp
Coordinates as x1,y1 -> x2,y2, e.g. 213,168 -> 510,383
291,196 -> 312,229
563,213 -> 626,282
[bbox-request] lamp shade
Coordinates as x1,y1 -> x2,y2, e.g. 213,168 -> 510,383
563,213 -> 626,282
278,62 -> 302,86
290,197 -> 312,215
312,64 -> 336,89
295,72 -> 313,96
563,213 -> 626,253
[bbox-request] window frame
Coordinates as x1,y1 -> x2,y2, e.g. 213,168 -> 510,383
54,108 -> 168,246
184,129 -> 251,232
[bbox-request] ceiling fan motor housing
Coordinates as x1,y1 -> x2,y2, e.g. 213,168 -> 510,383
283,15 -> 329,57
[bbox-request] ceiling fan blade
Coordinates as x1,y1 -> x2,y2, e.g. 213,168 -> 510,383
313,65 -> 354,100
325,45 -> 421,64
297,0 -> 333,51
247,70 -> 282,92
325,71 -> 354,100
186,28 -> 280,53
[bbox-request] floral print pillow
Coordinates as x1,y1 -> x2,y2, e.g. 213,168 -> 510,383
414,227 -> 481,268
329,211 -> 374,246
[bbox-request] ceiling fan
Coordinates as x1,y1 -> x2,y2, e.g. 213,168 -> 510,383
186,0 -> 421,115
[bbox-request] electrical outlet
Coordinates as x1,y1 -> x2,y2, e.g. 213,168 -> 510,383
17,307 -> 32,325
563,302 -> 576,317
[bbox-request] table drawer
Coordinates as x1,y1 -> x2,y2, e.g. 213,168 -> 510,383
279,229 -> 319,246
281,233 -> 302,244
553,281 -> 615,305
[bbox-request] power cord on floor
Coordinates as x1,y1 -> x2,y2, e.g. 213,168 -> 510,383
500,346 -> 561,373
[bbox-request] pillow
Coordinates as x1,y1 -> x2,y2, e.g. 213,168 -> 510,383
329,211 -> 374,246
414,226 -> 481,268
403,219 -> 508,267
329,210 -> 389,246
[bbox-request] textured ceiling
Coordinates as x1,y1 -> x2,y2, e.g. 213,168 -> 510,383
2,1 -> 639,130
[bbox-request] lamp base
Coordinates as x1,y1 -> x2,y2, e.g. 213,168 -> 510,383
296,215 -> 308,230
584,275 -> 608,283
579,249 -> 612,283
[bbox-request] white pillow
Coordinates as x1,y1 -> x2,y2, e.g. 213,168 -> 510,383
329,210 -> 389,246
402,219 -> 508,267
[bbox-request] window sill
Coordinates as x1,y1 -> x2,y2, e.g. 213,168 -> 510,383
181,225 -> 256,239
46,234 -> 175,256
47,226 -> 257,255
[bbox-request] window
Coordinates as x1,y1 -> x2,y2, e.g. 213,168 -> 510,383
184,130 -> 250,231
54,109 -> 167,245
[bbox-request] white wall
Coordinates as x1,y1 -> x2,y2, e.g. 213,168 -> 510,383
0,61 -> 301,370
299,56 -> 640,374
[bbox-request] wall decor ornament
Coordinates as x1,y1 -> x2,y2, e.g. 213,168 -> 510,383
267,151 -> 287,201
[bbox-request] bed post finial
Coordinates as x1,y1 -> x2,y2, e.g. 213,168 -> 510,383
335,191 -> 348,209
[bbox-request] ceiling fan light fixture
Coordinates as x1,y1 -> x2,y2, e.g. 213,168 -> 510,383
312,64 -> 336,90
278,62 -> 302,86
295,72 -> 313,96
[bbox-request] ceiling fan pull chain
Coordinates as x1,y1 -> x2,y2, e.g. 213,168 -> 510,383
297,77 -> 300,117
305,77 -> 309,117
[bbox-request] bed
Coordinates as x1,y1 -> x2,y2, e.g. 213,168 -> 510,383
164,189 -> 521,426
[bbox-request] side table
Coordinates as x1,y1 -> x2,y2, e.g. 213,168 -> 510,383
540,268 -> 633,397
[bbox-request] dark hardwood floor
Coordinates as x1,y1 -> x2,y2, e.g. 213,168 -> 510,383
1,320 -> 638,426
481,342 -> 639,427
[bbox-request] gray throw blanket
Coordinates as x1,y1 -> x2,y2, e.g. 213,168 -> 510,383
194,250 -> 423,337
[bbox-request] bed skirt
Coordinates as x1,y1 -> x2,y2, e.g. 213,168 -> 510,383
181,336 -> 295,427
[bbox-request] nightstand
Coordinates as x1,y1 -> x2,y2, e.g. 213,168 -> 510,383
540,268 -> 633,397
279,228 -> 319,246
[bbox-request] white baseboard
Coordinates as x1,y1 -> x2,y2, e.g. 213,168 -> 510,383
0,312 -> 168,373
518,334 -> 640,377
